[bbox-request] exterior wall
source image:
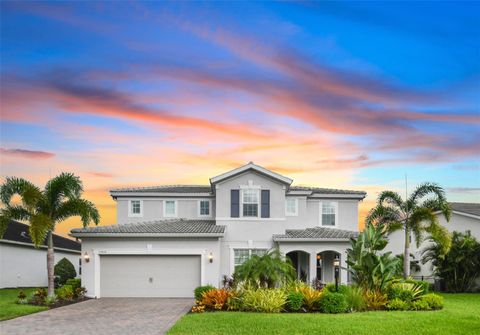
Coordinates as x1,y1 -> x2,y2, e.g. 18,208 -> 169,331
117,198 -> 215,225
80,237 -> 221,298
0,243 -> 80,288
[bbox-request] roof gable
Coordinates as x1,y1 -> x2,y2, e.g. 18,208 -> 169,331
210,162 -> 293,186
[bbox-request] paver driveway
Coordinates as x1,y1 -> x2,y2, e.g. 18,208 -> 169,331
0,298 -> 193,335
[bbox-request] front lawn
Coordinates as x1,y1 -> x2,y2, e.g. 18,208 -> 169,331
0,288 -> 48,321
168,293 -> 480,335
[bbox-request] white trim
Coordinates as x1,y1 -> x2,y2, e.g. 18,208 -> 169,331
451,210 -> 480,220
163,200 -> 178,218
0,239 -> 81,254
309,193 -> 365,199
319,201 -> 338,228
128,200 -> 143,217
231,247 -> 268,274
92,248 -> 207,298
285,198 -> 298,216
112,192 -> 213,197
216,217 -> 285,221
210,162 -> 293,185
70,232 -> 225,238
198,199 -> 212,217
240,188 -> 260,218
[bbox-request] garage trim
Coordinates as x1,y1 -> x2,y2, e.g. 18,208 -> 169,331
92,248 -> 207,298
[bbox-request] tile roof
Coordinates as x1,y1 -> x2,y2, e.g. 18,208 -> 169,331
1,220 -> 81,251
70,219 -> 225,237
110,185 -> 212,193
289,186 -> 366,195
273,227 -> 358,241
450,202 -> 480,217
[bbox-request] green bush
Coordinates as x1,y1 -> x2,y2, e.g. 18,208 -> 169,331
194,285 -> 215,301
420,293 -> 444,310
387,282 -> 423,302
319,292 -> 348,314
345,286 -> 367,312
405,279 -> 429,294
325,283 -> 349,295
45,294 -> 58,306
286,291 -> 304,312
66,278 -> 81,291
386,298 -> 409,311
29,288 -> 48,305
410,299 -> 430,311
242,288 -> 287,313
54,258 -> 76,285
57,284 -> 74,301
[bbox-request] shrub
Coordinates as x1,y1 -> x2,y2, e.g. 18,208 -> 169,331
16,290 -> 28,304
66,278 -> 81,291
386,298 -> 409,311
45,294 -> 58,306
410,299 -> 430,311
286,291 -> 304,312
325,283 -> 349,295
194,285 -> 215,301
226,291 -> 243,311
242,288 -> 287,313
363,289 -> 387,310
57,284 -> 74,301
319,292 -> 348,314
387,282 -> 424,302
54,258 -> 76,285
405,279 -> 429,294
201,288 -> 230,310
191,301 -> 206,313
345,286 -> 367,312
298,285 -> 322,312
420,293 -> 444,310
29,288 -> 48,305
75,287 -> 87,299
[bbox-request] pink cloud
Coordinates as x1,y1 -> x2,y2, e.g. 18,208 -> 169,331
0,148 -> 55,159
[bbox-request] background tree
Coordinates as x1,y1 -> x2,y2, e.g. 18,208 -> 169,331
366,183 -> 451,278
0,173 -> 99,296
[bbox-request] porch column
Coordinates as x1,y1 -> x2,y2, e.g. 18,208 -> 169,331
309,252 -> 317,282
340,250 -> 348,284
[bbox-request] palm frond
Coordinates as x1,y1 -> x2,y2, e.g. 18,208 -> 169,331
408,182 -> 446,206
55,198 -> 100,227
0,177 -> 42,208
365,204 -> 402,229
29,213 -> 53,247
45,173 -> 83,208
378,191 -> 404,209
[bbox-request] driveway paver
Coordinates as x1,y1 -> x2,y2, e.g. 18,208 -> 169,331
0,298 -> 193,335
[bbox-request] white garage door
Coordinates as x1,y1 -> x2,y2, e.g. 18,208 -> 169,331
100,255 -> 201,298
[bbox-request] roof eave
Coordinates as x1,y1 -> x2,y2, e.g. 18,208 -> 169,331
210,162 -> 293,186
273,237 -> 352,242
69,232 -> 225,238
308,193 -> 366,200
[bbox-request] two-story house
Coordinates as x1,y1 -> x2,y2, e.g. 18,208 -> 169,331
71,163 -> 366,298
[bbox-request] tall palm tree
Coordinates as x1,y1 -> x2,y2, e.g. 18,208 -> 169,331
0,173 -> 99,296
366,182 -> 451,278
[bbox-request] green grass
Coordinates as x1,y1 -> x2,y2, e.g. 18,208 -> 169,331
0,288 -> 48,321
169,294 -> 480,335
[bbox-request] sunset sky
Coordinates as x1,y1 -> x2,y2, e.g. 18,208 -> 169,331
1,1 -> 479,237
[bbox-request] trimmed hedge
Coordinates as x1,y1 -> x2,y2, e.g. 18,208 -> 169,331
194,285 -> 215,301
319,292 -> 348,314
54,258 -> 76,285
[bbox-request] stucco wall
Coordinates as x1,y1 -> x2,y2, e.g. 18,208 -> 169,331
0,243 -> 80,288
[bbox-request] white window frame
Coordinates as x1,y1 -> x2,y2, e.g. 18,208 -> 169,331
163,199 -> 178,218
128,200 -> 143,217
233,248 -> 268,271
319,201 -> 338,227
240,188 -> 260,218
285,197 -> 298,216
198,199 -> 212,217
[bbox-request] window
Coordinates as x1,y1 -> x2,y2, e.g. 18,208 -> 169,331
164,200 -> 177,217
242,189 -> 259,217
321,201 -> 337,226
129,200 -> 142,217
234,249 -> 267,271
199,200 -> 210,216
285,198 -> 298,216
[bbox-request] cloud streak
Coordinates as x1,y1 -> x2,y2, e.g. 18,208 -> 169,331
1,148 -> 55,159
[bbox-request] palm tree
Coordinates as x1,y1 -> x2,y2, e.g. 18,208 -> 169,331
0,173 -> 99,296
366,183 -> 451,278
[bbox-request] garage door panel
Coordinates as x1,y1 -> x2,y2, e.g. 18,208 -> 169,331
100,255 -> 200,298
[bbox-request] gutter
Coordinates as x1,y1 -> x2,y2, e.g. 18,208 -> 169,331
0,239 -> 81,254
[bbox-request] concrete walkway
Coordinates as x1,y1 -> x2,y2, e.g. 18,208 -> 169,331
0,298 -> 193,335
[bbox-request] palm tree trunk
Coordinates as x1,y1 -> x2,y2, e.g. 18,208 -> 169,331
404,226 -> 410,279
47,230 -> 55,296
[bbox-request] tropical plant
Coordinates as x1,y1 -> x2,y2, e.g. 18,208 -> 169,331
319,292 -> 348,314
200,288 -> 231,310
29,288 -> 48,305
387,282 -> 424,302
410,299 -> 430,311
0,174 -> 99,296
344,286 -> 367,312
194,285 -> 215,301
422,230 -> 480,292
363,289 -> 388,310
286,291 -> 304,312
242,288 -> 287,313
386,298 -> 409,311
56,284 -> 74,301
234,249 -> 295,289
325,283 -> 349,295
419,293 -> 444,310
366,183 -> 451,278
54,258 -> 76,285
347,223 -> 400,291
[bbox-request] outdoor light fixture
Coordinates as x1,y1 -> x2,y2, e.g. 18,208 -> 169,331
83,252 -> 90,263
333,254 -> 340,292
208,252 -> 213,263
316,254 -> 321,260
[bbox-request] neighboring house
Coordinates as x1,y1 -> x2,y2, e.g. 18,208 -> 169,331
71,162 -> 366,298
385,202 -> 480,281
1,220 -> 81,288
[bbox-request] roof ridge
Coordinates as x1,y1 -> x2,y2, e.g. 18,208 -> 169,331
111,184 -> 211,192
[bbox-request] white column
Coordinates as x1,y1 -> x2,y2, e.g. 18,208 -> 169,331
309,252 -> 317,282
340,250 -> 348,284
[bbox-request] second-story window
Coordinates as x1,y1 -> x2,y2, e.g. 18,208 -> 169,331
321,201 -> 337,226
242,189 -> 259,217
164,200 -> 177,217
129,200 -> 142,217
285,198 -> 298,216
199,200 -> 210,216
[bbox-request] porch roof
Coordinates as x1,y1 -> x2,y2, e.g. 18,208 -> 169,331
273,227 -> 358,242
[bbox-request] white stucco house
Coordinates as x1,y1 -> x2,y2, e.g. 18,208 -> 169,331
1,220 -> 81,288
385,202 -> 480,281
70,162 -> 366,298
